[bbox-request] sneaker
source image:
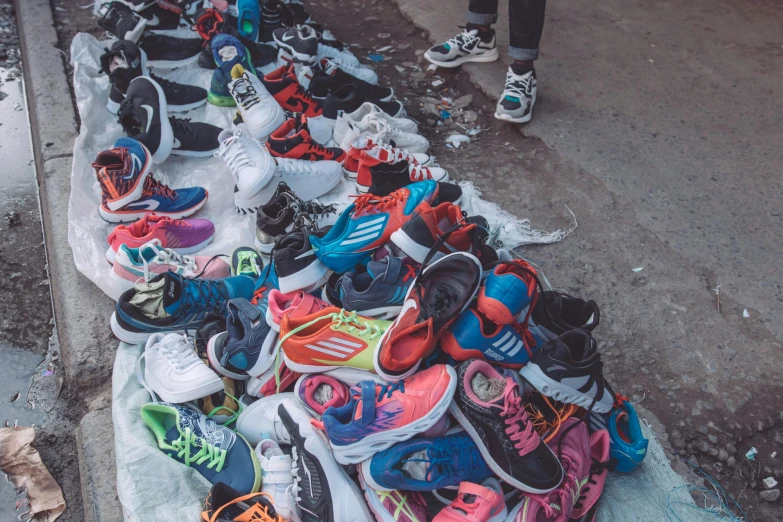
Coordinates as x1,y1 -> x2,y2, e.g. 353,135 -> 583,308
266,289 -> 329,332
321,57 -> 379,85
209,33 -> 257,106
111,272 -> 256,344
194,8 -> 277,70
141,31 -> 203,69
278,399 -> 373,522
254,440 -> 299,521
266,116 -> 346,162
106,214 -> 215,264
216,128 -> 276,214
588,398 -> 647,473
314,31 -> 359,64
323,84 -> 405,121
359,428 -> 493,492
433,478 -> 507,522
359,117 -> 429,154
272,157 -> 343,202
254,184 -> 304,253
310,181 -> 439,273
294,373 -> 350,416
569,428 -> 611,522
131,1 -> 182,30
260,65 -> 323,118
138,332 -> 224,403
344,135 -> 432,178
495,68 -> 537,124
360,160 -> 461,202
358,468 -> 429,522
391,202 -> 479,262
523,392 -> 579,443
140,401 -> 260,493
374,252 -> 482,381
111,239 -> 229,290
169,116 -> 223,157
235,392 -> 297,446
118,76 -> 173,163
333,102 -> 414,145
259,0 -> 283,42
356,156 -> 447,194
333,255 -> 418,319
520,329 -> 615,413
201,482 -> 282,522
279,307 -> 390,373
236,0 -> 261,40
98,2 -> 148,42
246,356 -> 300,397
478,259 -> 539,325
100,39 -> 207,114
424,27 -> 499,68
508,419 -> 590,522
528,292 -> 600,344
93,136 -> 152,211
321,364 -> 457,464
229,64 -> 285,140
450,359 -> 563,493
441,307 -> 538,368
195,374 -> 246,425
99,172 -> 208,223
273,25 -> 318,62
273,225 -> 331,293
308,66 -> 392,103
231,246 -> 264,277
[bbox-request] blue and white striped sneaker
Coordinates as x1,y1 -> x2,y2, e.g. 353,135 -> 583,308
329,256 -> 418,319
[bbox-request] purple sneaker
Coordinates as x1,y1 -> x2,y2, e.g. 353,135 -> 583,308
106,213 -> 215,264
358,466 -> 429,522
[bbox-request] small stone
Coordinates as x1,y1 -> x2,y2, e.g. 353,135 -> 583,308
758,420 -> 765,432
462,110 -> 478,123
727,456 -> 736,467
718,449 -> 729,462
708,435 -> 718,444
726,443 -> 737,455
640,367 -> 650,374
759,489 -> 780,502
709,447 -> 719,457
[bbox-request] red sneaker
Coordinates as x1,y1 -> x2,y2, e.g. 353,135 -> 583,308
391,202 -> 480,263
266,115 -> 345,162
260,65 -> 323,118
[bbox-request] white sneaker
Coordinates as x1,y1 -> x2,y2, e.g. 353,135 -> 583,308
409,164 -> 449,183
216,128 -> 276,214
235,392 -> 297,446
342,117 -> 428,154
228,66 -> 285,140
322,57 -> 378,85
494,68 -> 537,124
137,333 -> 223,404
256,440 -> 300,521
271,157 -> 343,201
333,102 -> 418,145
305,114 -> 337,145
316,42 -> 360,66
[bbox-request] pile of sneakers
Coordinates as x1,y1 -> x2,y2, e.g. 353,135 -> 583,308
89,2 -> 649,521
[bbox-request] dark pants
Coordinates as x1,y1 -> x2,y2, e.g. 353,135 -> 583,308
468,0 -> 546,61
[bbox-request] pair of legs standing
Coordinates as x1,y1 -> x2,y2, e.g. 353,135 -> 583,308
424,0 -> 547,123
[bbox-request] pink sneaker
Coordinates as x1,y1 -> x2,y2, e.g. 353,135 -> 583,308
509,418 -> 591,522
265,289 -> 329,332
433,478 -> 507,522
246,360 -> 301,397
294,373 -> 350,416
358,466 -> 429,522
570,429 -> 611,521
106,213 -> 215,264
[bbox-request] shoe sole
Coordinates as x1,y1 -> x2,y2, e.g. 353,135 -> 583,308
519,362 -> 613,413
170,147 -> 220,157
358,459 -> 394,492
278,262 -> 329,294
206,332 -> 251,381
424,48 -> 499,68
98,192 -> 208,223
282,352 -> 373,375
330,365 -> 457,465
208,91 -> 238,107
348,304 -> 402,320
110,312 -> 184,345
357,467 -> 402,516
495,91 -> 537,124
389,228 -> 441,264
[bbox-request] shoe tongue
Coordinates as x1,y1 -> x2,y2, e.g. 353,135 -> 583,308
218,45 -> 239,62
313,383 -> 335,406
470,373 -> 508,403
366,256 -> 400,282
262,443 -> 285,459
401,450 -> 430,481
162,273 -> 184,315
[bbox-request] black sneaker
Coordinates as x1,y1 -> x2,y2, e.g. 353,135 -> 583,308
195,312 -> 227,356
520,329 -> 615,413
140,31 -> 203,69
98,1 -> 147,42
365,160 -> 463,203
100,40 -> 207,114
273,25 -> 318,63
320,272 -> 344,307
322,84 -> 404,120
118,76 -> 174,163
134,1 -> 183,29
279,0 -> 311,27
194,8 -> 277,70
259,1 -> 284,43
309,65 -> 393,103
255,184 -> 299,254
528,291 -> 600,342
450,358 -> 564,493
169,117 -> 223,157
273,221 -> 330,294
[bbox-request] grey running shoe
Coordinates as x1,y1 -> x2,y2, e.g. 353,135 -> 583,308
332,256 -> 418,319
495,68 -> 537,123
424,28 -> 499,68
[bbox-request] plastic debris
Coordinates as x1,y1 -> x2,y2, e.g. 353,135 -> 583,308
394,65 -> 406,73
445,134 -> 471,149
746,447 -> 758,460
427,63 -> 438,72
432,79 -> 444,87
772,452 -> 778,458
41,369 -> 54,377
439,109 -> 451,119
377,33 -> 391,39
763,477 -> 778,489
9,392 -> 19,403
375,45 -> 393,52
742,309 -> 750,318
451,94 -> 473,110
632,267 -> 644,272
467,127 -> 484,136
367,54 -> 386,62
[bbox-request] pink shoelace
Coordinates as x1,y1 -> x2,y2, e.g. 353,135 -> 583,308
525,453 -> 578,518
499,384 -> 540,456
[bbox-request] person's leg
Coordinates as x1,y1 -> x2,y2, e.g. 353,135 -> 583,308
467,0 -> 499,29
423,0 -> 500,67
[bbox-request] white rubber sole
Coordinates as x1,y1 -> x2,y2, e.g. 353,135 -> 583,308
278,260 -> 328,294
389,229 -> 439,264
144,368 -> 225,404
359,459 -> 394,492
170,147 -> 220,158
343,165 -> 358,180
98,195 -> 207,223
110,312 -> 182,345
353,305 -> 402,320
424,48 -> 499,68
449,401 -> 561,494
494,92 -> 537,124
282,353 -> 373,375
206,332 -> 251,381
324,367 -> 387,386
519,362 -> 613,413
254,238 -> 276,255
147,52 -> 201,70
330,365 -> 457,464
358,467 -> 399,516
264,307 -> 281,332
107,98 -> 121,115
130,76 -> 174,164
108,267 -> 139,293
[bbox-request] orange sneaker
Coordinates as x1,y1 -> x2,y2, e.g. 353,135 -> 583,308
201,483 -> 283,522
279,307 -> 391,373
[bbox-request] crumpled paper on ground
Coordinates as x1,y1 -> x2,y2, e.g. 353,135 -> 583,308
0,427 -> 65,521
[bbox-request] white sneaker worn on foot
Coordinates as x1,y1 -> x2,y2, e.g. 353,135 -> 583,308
494,68 -> 537,124
424,28 -> 499,68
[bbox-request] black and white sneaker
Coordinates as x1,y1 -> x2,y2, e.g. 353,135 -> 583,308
322,84 -> 404,121
273,25 -> 318,63
364,159 -> 463,204
519,329 -> 616,413
169,117 -> 223,157
118,76 -> 174,163
528,291 -> 600,342
100,40 -> 207,114
495,67 -> 537,123
132,1 -> 183,30
308,63 -> 393,102
98,1 -> 148,42
140,31 -> 203,69
194,8 -> 278,70
277,399 -> 372,522
273,220 -> 330,294
255,185 -> 300,254
424,27 -> 499,68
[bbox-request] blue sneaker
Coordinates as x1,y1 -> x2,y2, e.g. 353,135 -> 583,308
209,34 -> 257,107
332,256 -> 418,319
311,181 -> 439,273
111,271 -> 256,344
589,398 -> 648,472
359,429 -> 493,492
140,402 -> 260,494
256,258 -> 280,290
477,258 -> 539,325
236,0 -> 261,41
441,307 -> 538,368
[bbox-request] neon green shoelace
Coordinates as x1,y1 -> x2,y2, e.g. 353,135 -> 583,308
170,427 -> 228,472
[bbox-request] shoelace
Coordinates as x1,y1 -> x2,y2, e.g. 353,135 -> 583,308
372,143 -> 419,165
499,383 -> 540,455
403,434 -> 485,481
283,66 -> 320,107
178,276 -> 230,315
573,458 -> 612,510
142,175 -> 178,200
216,132 -> 254,177
169,117 -> 196,139
231,77 -> 261,110
117,98 -> 144,135
502,70 -> 534,99
525,395 -> 577,443
201,391 -> 242,426
276,310 -> 387,357
139,239 -> 198,281
135,333 -> 202,401
235,251 -> 262,276
351,190 -> 406,215
443,28 -> 482,51
409,164 -> 435,181
171,426 -> 228,471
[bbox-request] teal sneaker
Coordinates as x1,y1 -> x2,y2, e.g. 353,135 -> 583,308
231,247 -> 264,278
209,34 -> 257,107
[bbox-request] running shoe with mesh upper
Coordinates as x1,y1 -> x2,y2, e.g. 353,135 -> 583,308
194,8 -> 278,70
520,329 -> 615,413
390,202 -> 478,263
358,467 -> 429,522
279,307 -> 390,373
117,76 -> 173,163
587,398 -> 647,473
229,64 -> 285,140
433,478 -> 507,522
495,68 -> 537,124
343,134 -> 432,178
360,428 -> 493,492
424,27 -> 499,68
273,25 -> 318,62
265,289 -> 329,332
320,364 -> 457,464
323,84 -> 405,121
266,115 -> 345,162
93,137 -> 152,213
528,292 -> 600,345
201,483 -> 283,522
334,102 -> 415,145
333,255 -> 418,319
569,428 -> 610,522
209,33 -> 257,106
106,213 -> 214,264
310,181 -> 440,273
478,258 -> 540,325
308,62 -> 392,102
260,65 -> 323,118
374,252 -> 481,381
141,401 -> 261,493
449,359 -> 563,493
294,373 -> 350,416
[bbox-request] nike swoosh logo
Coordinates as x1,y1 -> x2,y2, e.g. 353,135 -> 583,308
147,14 -> 160,27
172,138 -> 181,149
140,104 -> 155,133
281,33 -> 296,42
396,298 -> 418,324
294,250 -> 315,260
302,456 -> 315,499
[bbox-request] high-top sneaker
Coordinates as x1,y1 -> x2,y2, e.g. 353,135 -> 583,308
355,152 -> 447,192
259,0 -> 283,42
266,116 -> 345,162
98,1 -> 148,42
260,65 -> 323,118
118,76 -> 174,163
194,8 -> 277,70
361,159 -> 463,203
